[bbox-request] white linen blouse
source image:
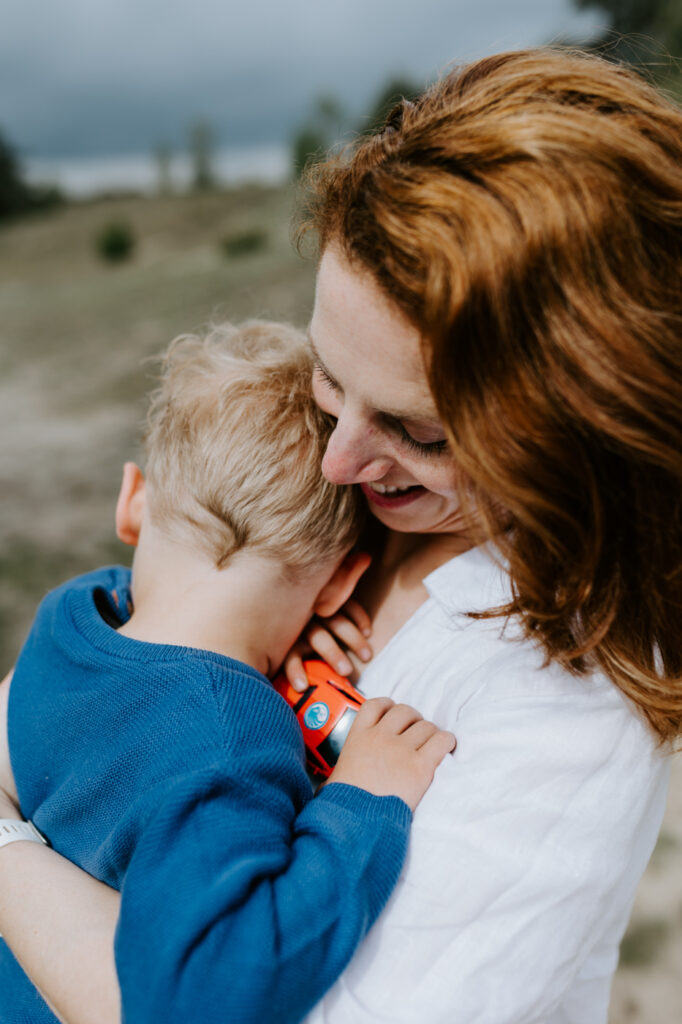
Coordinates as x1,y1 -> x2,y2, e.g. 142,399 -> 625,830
304,544 -> 671,1024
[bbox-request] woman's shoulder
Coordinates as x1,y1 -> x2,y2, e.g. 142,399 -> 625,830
422,544 -> 609,689
367,544 -> 661,753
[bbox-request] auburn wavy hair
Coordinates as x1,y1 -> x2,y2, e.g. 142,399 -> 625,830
302,48 -> 682,743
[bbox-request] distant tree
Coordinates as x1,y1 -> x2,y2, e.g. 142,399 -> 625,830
362,76 -> 423,134
574,0 -> 682,85
291,95 -> 346,178
291,79 -> 426,180
315,95 -> 345,134
292,125 -> 327,179
154,143 -> 173,195
0,130 -> 62,221
0,131 -> 36,220
189,120 -> 215,191
352,75 -> 421,136
575,0 -> 673,38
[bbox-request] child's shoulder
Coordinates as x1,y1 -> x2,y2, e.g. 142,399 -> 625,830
27,564 -> 132,626
36,564 -> 131,634
46,564 -> 132,608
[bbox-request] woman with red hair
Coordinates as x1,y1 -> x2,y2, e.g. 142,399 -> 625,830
1,47 -> 680,1024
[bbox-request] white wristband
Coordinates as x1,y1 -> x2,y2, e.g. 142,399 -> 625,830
0,819 -> 48,850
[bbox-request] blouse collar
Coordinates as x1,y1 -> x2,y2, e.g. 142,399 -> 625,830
423,543 -> 512,618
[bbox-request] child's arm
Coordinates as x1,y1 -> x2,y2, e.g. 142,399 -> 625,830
0,687 -> 453,1024
114,694 -> 454,1024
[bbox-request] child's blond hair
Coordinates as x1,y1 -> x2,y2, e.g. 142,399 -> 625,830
144,320 -> 362,576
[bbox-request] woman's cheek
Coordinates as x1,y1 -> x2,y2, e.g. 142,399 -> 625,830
416,459 -> 461,498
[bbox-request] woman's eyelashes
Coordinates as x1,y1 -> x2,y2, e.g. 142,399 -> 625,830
396,424 -> 449,457
314,363 -> 340,392
313,362 -> 447,457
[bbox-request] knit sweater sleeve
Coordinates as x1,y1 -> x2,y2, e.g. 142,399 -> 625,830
114,665 -> 411,1024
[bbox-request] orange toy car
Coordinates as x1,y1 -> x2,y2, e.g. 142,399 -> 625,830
272,659 -> 365,778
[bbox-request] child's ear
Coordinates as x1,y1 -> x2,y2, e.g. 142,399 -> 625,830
313,551 -> 371,618
115,463 -> 146,547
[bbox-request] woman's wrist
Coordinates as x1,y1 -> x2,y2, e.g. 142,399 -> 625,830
0,819 -> 46,850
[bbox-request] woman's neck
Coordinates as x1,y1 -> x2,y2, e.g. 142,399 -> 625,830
354,529 -> 474,668
377,530 -> 473,584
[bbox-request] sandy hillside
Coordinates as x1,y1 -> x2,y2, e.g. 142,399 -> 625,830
0,186 -> 316,649
1,189 -> 680,1022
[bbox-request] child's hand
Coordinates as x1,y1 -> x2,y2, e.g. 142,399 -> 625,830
284,599 -> 373,691
327,697 -> 456,812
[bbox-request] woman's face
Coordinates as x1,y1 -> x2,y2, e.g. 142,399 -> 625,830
309,245 -> 464,535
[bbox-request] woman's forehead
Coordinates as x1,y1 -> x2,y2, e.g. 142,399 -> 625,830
309,332 -> 439,426
311,246 -> 439,421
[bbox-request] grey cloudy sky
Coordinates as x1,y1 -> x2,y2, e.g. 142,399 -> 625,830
1,0 -> 605,157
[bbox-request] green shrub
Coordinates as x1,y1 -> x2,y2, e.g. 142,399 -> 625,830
220,229 -> 268,259
96,222 -> 136,263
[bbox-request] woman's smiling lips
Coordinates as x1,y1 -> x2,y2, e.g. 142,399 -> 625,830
360,482 -> 427,508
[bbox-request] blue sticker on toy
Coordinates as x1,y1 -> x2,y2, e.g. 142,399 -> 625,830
304,701 -> 330,730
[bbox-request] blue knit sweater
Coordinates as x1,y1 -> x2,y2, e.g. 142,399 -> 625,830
2,566 -> 411,1024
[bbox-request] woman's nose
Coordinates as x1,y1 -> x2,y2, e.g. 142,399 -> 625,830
321,417 -> 393,485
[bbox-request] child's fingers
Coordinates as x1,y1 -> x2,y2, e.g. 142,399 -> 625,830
401,719 -> 440,750
321,613 -> 372,662
340,599 -> 372,637
304,622 -> 353,676
378,702 -> 423,735
282,645 -> 310,692
354,696 -> 395,727
420,730 -> 457,764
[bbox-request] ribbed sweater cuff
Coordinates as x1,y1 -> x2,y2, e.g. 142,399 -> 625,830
314,782 -> 412,829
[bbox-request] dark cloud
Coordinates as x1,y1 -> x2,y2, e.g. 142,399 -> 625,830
0,0 -> 603,156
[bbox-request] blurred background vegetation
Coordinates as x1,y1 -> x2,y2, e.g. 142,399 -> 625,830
578,0 -> 682,94
1,2 -> 682,1021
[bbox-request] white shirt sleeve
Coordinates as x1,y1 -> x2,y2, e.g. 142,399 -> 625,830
304,647 -> 670,1024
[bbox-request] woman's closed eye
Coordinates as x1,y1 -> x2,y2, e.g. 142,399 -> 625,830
314,363 -> 340,393
313,362 -> 448,457
396,423 -> 449,457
